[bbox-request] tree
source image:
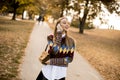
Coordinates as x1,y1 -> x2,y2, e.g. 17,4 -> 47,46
79,0 -> 89,33
56,0 -> 70,17
33,0 -> 70,20
72,0 -> 119,34
19,2 -> 35,20
0,0 -> 8,15
0,0 -> 35,20
11,0 -> 19,20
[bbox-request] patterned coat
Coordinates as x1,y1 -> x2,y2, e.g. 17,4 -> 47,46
47,33 -> 75,67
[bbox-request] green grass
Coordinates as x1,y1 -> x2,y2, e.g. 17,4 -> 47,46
0,17 -> 34,80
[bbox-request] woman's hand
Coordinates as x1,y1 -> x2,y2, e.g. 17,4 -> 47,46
45,60 -> 50,65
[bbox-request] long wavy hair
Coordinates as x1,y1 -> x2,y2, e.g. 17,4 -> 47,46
54,17 -> 74,48
54,17 -> 67,37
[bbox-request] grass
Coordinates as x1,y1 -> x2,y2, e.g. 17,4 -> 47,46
48,23 -> 120,80
0,16 -> 34,80
69,28 -> 120,80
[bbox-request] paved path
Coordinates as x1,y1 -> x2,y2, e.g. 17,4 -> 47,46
20,22 -> 104,80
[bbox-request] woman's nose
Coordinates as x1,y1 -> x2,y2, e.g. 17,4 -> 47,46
67,24 -> 70,27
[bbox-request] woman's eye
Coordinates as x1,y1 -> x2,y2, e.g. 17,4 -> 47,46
63,22 -> 66,24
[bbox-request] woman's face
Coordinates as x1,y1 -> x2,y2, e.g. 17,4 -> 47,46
60,18 -> 70,31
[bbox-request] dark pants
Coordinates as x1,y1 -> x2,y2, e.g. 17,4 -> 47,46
36,71 -> 65,80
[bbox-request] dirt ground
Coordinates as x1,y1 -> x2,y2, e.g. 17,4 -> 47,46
49,23 -> 120,80
0,17 -> 34,80
69,28 -> 120,80
1,16 -> 119,80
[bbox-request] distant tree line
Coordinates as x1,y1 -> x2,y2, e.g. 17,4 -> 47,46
0,0 -> 119,33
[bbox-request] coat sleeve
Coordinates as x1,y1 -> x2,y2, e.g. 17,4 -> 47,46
54,31 -> 62,46
65,37 -> 75,63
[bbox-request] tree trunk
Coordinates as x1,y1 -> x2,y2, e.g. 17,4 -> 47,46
12,8 -> 17,20
79,8 -> 89,33
60,8 -> 64,17
60,11 -> 63,17
12,1 -> 19,20
79,0 -> 89,34
29,14 -> 32,20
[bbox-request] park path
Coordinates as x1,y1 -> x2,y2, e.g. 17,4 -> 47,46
20,22 -> 104,80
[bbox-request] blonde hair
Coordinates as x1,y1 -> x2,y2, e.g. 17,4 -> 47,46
54,17 -> 74,48
54,17 -> 67,38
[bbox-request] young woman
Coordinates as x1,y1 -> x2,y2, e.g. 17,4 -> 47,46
36,17 -> 75,80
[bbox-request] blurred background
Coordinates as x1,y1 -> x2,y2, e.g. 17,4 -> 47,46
0,0 -> 120,80
0,0 -> 120,33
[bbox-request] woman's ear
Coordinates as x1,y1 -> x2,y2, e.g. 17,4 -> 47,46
57,23 -> 63,32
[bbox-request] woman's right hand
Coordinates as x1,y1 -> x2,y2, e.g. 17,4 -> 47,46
45,60 -> 50,65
